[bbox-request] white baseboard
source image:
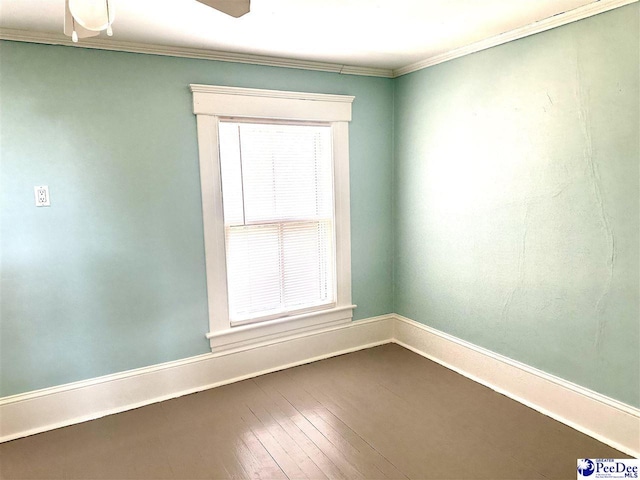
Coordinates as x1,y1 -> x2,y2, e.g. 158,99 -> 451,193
0,315 -> 394,443
1,313 -> 638,458
392,315 -> 640,458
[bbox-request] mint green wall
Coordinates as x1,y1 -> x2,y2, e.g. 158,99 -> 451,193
2,4 -> 638,407
393,4 -> 639,407
0,42 -> 394,396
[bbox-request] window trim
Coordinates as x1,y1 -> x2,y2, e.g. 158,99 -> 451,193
190,84 -> 355,352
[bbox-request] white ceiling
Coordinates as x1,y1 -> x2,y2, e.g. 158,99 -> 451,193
0,0 -> 608,70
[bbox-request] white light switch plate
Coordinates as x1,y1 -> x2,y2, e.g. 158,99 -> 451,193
34,186 -> 50,206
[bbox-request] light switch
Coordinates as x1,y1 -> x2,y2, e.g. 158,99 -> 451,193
34,186 -> 50,207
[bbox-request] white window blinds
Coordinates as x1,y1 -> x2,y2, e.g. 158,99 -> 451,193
218,121 -> 336,324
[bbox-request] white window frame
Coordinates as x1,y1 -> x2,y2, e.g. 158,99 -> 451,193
191,84 -> 355,353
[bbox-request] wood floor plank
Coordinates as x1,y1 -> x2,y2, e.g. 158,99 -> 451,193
203,381 -> 310,479
241,384 -> 330,479
302,408 -> 408,480
249,378 -> 350,480
234,428 -> 289,480
253,374 -> 369,479
0,435 -> 67,480
252,376 -> 364,480
279,347 -> 549,479
191,388 -> 288,480
238,404 -> 312,479
337,346 -> 624,479
279,357 -> 443,478
268,369 -> 405,479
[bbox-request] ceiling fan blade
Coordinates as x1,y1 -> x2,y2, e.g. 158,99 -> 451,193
196,0 -> 250,18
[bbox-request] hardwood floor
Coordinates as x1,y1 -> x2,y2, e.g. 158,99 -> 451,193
0,344 -> 628,479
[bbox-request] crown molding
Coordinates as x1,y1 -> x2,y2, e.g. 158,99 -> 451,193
1,0 -> 635,80
393,0 -> 638,77
0,28 -> 394,79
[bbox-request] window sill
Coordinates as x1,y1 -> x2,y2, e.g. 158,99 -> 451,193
206,304 -> 356,354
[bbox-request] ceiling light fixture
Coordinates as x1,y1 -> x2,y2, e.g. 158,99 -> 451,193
64,0 -> 115,43
62,0 -> 249,43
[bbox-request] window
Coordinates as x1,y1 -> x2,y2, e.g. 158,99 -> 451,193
191,85 -> 355,352
219,121 -> 335,324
